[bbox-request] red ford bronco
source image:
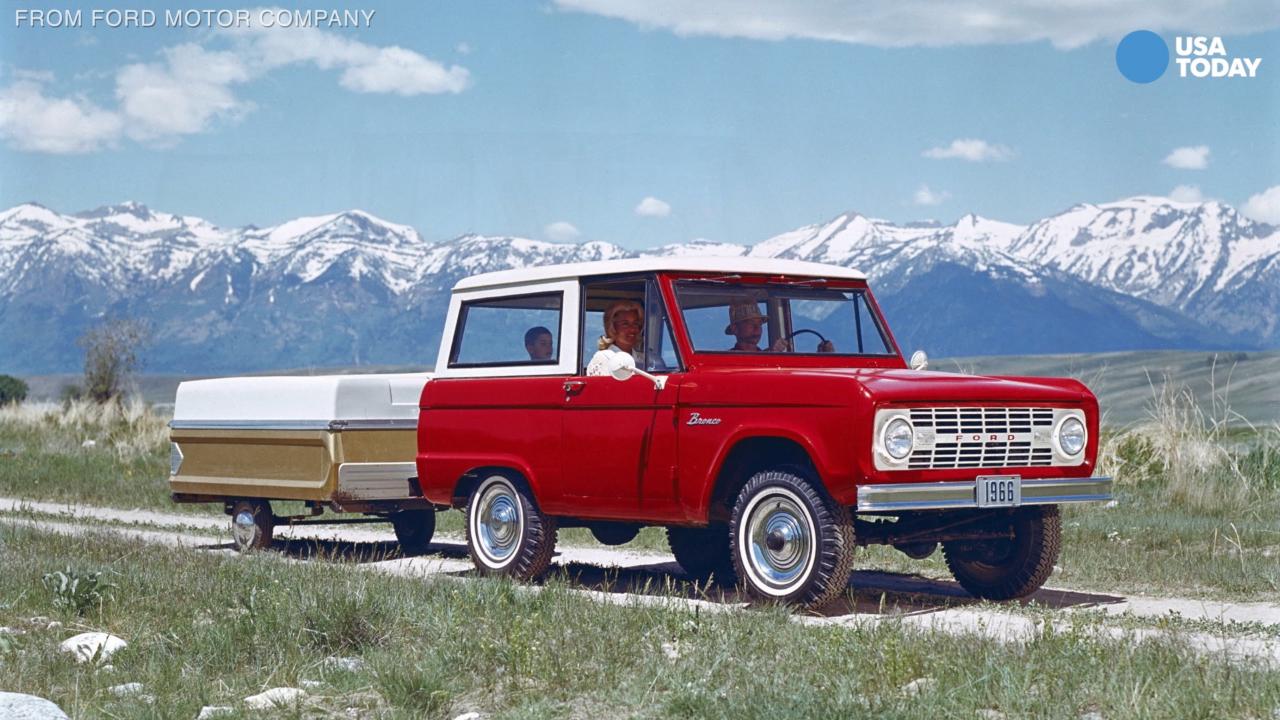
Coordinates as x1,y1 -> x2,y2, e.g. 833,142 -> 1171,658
416,257 -> 1112,609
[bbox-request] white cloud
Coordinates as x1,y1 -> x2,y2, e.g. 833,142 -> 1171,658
554,0 -> 1279,49
0,81 -> 122,154
339,46 -> 470,95
923,139 -> 1013,162
1241,185 -> 1280,224
116,44 -> 252,140
456,42 -> 472,55
0,22 -> 469,153
545,221 -> 581,242
1168,185 -> 1204,203
634,196 -> 672,217
229,24 -> 470,95
913,184 -> 950,206
1163,145 -> 1210,170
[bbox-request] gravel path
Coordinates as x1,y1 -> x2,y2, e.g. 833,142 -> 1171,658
3,496 -> 1278,666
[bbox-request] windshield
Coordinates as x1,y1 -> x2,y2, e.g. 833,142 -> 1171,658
674,280 -> 896,356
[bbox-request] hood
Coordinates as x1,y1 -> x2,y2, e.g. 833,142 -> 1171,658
849,368 -> 1091,404
688,367 -> 1094,407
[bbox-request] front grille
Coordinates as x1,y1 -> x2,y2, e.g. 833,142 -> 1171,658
907,407 -> 1055,470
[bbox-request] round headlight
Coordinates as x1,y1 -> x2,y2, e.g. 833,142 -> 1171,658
883,418 -> 914,460
1057,417 -> 1086,456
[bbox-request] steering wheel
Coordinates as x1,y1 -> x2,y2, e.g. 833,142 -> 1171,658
782,328 -> 828,344
779,328 -> 831,352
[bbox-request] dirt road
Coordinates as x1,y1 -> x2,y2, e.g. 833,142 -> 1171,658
3,496 -> 1278,666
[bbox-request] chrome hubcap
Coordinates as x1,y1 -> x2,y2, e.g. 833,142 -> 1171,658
745,493 -> 814,592
232,509 -> 257,547
475,481 -> 522,565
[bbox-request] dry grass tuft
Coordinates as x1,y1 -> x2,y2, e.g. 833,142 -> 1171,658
1098,370 -> 1279,513
0,398 -> 169,461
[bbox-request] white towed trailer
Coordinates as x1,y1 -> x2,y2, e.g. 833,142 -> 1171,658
168,372 -> 436,552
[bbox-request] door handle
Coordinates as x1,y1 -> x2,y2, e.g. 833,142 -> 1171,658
563,380 -> 586,395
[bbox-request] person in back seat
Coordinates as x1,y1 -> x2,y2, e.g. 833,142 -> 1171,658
524,326 -> 554,361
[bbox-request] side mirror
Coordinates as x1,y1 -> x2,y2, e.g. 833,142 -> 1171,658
604,351 -> 667,390
909,350 -> 929,371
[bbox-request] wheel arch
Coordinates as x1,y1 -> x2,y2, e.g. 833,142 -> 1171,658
452,463 -> 539,508
700,433 -> 822,524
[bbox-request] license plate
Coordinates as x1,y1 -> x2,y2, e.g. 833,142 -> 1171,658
976,475 -> 1021,508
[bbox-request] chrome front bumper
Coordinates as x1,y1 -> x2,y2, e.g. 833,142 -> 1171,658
856,476 -> 1112,512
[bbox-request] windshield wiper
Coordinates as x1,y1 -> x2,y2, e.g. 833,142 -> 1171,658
776,277 -> 830,286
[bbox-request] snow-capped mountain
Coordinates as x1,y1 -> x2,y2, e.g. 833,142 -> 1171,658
0,198 -> 1274,373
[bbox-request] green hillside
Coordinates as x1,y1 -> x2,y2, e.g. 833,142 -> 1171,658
944,350 -> 1280,427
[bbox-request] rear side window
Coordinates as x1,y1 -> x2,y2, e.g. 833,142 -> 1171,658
449,292 -> 563,367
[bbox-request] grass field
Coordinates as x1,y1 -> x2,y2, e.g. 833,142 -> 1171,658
2,525 -> 1278,719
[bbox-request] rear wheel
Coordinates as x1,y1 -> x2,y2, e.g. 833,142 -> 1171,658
230,499 -> 273,552
667,525 -> 736,584
391,509 -> 436,555
942,506 -> 1061,600
729,469 -> 855,609
465,474 -> 557,580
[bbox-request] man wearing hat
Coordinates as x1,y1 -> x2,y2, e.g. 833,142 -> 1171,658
726,301 -> 835,353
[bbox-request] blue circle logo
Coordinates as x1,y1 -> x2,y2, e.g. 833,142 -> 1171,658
1116,30 -> 1169,83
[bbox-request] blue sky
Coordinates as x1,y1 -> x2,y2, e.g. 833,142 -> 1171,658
1,1 -> 1277,249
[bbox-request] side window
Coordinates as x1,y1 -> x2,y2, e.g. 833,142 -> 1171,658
644,281 -> 680,372
850,293 -> 893,355
580,277 -> 679,373
449,292 -> 562,367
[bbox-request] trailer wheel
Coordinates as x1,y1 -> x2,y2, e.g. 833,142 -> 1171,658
230,499 -> 273,552
942,506 -> 1061,600
729,469 -> 855,609
666,525 -> 736,585
465,473 -> 557,580
391,510 -> 436,555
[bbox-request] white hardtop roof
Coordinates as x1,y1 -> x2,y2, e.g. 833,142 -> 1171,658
453,256 -> 866,291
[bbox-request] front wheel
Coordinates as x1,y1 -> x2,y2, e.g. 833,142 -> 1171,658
729,469 -> 855,609
465,474 -> 557,580
391,509 -> 436,555
942,505 -> 1061,600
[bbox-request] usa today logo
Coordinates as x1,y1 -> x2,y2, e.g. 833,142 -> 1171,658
1116,30 -> 1262,83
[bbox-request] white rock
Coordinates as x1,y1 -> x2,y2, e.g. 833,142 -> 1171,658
0,626 -> 21,635
45,621 -> 63,631
660,641 -> 680,660
977,710 -> 1007,720
26,616 -> 50,627
1103,499 -> 1119,509
452,713 -> 482,720
81,439 -> 96,449
196,706 -> 234,720
299,679 -> 325,690
0,692 -> 70,720
1080,712 -> 1105,720
901,677 -> 936,696
100,664 -> 116,673
108,683 -> 144,697
243,687 -> 306,710
59,632 -> 127,664
322,656 -> 367,672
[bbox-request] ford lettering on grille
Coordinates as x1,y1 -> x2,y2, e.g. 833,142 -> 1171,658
908,407 -> 1054,469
